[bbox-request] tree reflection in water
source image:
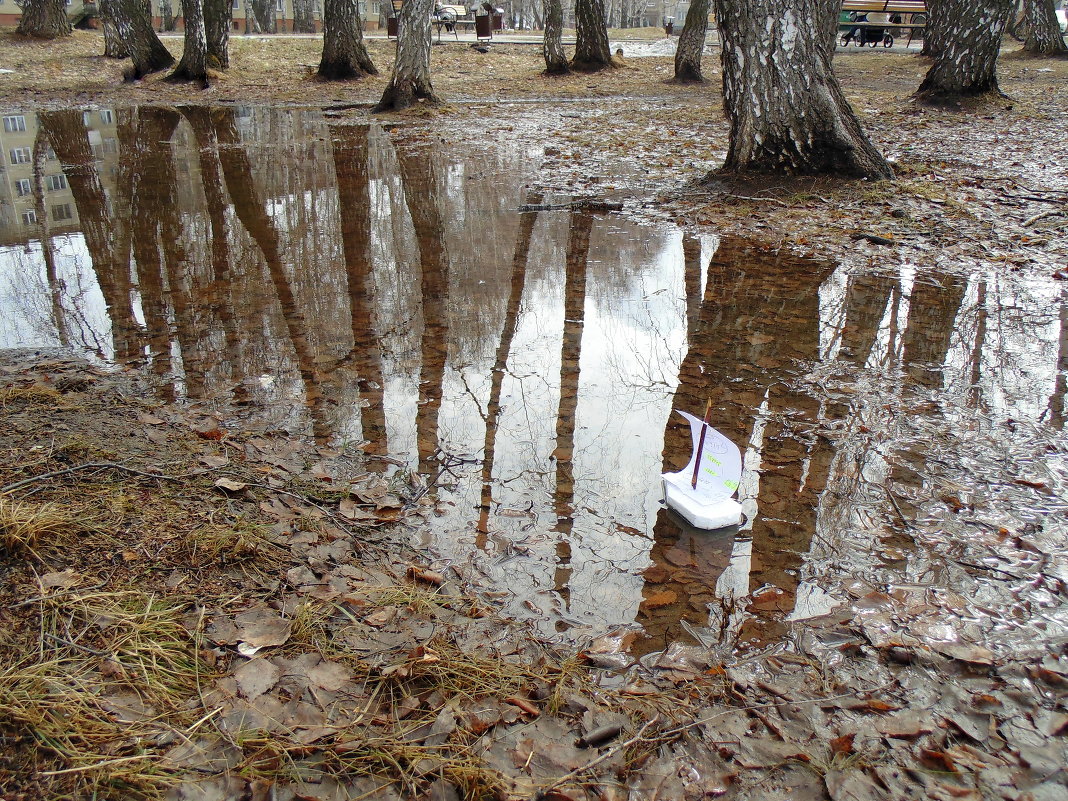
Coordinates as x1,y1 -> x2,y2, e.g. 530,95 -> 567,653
3,107 -> 1065,657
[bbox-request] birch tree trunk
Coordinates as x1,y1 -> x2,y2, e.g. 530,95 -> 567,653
252,0 -> 277,31
915,0 -> 1013,102
293,0 -> 315,31
16,0 -> 73,38
920,0 -> 948,57
100,0 -> 131,56
713,0 -> 892,178
319,0 -> 378,79
543,0 -> 569,73
374,0 -> 440,111
1023,0 -> 1068,55
169,0 -> 210,82
114,0 -> 176,78
204,0 -> 231,67
673,0 -> 709,82
572,0 -> 615,70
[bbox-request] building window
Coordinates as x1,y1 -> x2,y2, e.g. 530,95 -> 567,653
46,174 -> 67,191
83,111 -> 92,126
3,116 -> 27,133
276,0 -> 284,12
15,178 -> 32,196
102,137 -> 118,154
9,147 -> 31,165
52,203 -> 74,221
99,109 -> 114,125
21,209 -> 38,225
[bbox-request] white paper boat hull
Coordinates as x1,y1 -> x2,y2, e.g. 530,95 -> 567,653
661,474 -> 742,530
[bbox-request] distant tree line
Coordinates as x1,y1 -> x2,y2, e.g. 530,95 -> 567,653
11,0 -> 1068,179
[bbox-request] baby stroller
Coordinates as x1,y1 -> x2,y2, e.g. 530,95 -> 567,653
841,13 -> 894,47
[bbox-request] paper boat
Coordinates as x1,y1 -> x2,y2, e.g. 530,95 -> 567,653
661,409 -> 742,530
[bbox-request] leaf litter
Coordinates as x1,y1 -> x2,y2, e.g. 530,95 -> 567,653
1,350 -> 1065,800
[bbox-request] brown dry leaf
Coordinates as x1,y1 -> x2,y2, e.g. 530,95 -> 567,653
876,712 -> 935,739
39,569 -> 81,590
233,604 -> 292,655
930,642 -> 994,666
918,748 -> 957,773
339,497 -> 377,521
307,659 -> 352,691
199,454 -> 229,469
642,590 -> 678,609
364,607 -> 399,628
234,658 -> 281,700
214,477 -> 248,493
829,733 -> 855,756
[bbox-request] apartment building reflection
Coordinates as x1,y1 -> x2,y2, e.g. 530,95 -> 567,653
0,109 -> 119,244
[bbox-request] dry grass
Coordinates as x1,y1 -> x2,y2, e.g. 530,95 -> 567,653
0,384 -> 70,408
0,497 -> 69,556
0,591 -> 211,799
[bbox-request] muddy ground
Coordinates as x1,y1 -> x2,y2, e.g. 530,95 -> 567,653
1,26 -> 1067,801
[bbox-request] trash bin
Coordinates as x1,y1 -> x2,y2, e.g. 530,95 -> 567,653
664,16 -> 674,35
491,7 -> 504,30
475,13 -> 492,39
387,15 -> 398,37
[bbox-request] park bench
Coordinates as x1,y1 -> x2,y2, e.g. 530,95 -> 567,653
839,0 -> 927,47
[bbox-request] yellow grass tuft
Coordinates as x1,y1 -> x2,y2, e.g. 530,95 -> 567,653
0,497 -> 69,555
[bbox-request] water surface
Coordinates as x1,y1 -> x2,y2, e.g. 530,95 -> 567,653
2,105 -> 1065,658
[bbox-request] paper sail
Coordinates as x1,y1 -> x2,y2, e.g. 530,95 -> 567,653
661,410 -> 743,530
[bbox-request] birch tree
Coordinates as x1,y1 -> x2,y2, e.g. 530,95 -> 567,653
318,0 -> 378,79
168,0 -> 210,83
99,0 -> 130,57
572,0 -> 615,70
113,0 -> 176,78
16,0 -> 72,38
543,0 -> 569,73
915,0 -> 1014,102
712,0 -> 892,178
673,0 -> 710,82
1023,0 -> 1068,55
374,0 -> 440,110
204,0 -> 232,67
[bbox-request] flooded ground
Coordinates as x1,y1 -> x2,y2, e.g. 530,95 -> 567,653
2,105 -> 1066,665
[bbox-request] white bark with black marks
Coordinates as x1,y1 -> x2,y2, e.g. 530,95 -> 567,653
100,0 -> 130,57
1023,0 -> 1068,55
543,0 -> 569,73
573,0 -> 614,70
204,0 -> 231,68
374,0 -> 439,110
319,0 -> 378,79
169,0 -> 210,84
674,0 -> 710,82
915,0 -> 1013,102
113,0 -> 175,78
713,0 -> 892,178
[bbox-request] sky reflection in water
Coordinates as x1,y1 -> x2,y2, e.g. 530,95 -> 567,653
1,106 -> 1066,657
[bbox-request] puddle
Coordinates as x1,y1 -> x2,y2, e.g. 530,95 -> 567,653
2,106 -> 1066,658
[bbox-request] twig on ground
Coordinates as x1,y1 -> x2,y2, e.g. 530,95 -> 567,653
1022,209 -> 1066,227
1,461 -> 186,495
532,715 -> 661,800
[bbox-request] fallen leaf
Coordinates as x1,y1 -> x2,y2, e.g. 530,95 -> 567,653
830,733 -> 855,756
214,477 -> 249,493
235,658 -> 281,700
